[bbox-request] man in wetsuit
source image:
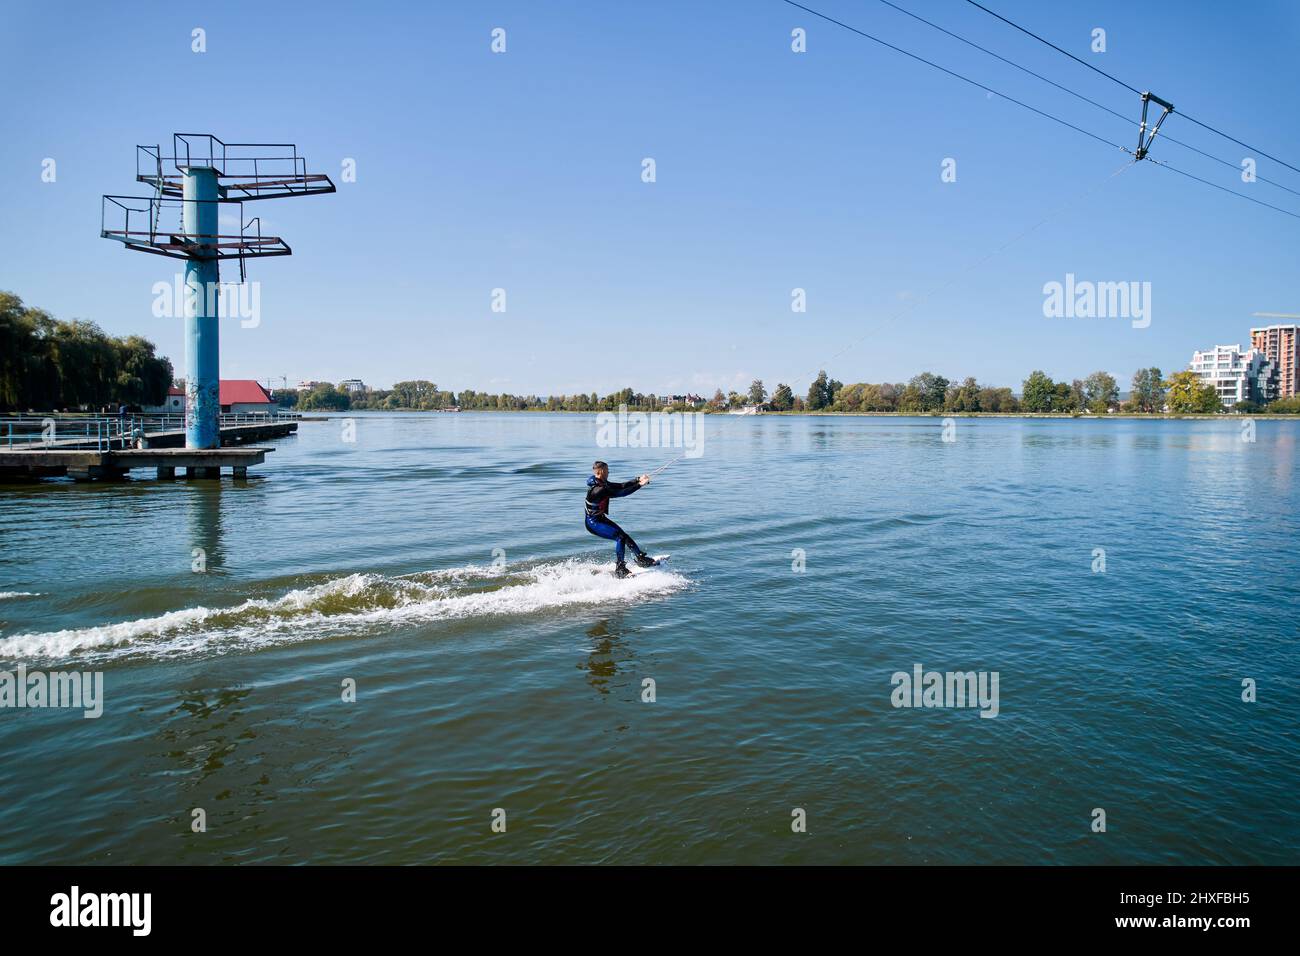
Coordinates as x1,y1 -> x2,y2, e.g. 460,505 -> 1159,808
585,460 -> 659,578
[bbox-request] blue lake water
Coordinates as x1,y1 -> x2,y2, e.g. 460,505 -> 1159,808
0,412 -> 1296,863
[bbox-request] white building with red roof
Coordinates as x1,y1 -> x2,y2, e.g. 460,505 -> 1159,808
219,380 -> 278,414
144,380 -> 277,416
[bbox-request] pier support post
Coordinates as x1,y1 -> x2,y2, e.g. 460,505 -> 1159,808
183,166 -> 221,450
232,465 -> 248,478
157,465 -> 176,480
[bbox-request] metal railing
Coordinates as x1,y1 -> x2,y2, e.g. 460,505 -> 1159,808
2,417 -> 134,452
100,195 -> 290,267
2,411 -> 302,450
134,137 -> 333,202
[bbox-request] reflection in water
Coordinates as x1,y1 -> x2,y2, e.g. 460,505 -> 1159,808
157,683 -> 353,792
186,475 -> 270,577
1022,433 -> 1117,449
152,681 -> 355,858
186,483 -> 225,573
1131,435 -> 1165,451
158,686 -> 255,786
580,614 -> 635,698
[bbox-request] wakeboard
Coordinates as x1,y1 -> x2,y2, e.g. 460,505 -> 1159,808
598,554 -> 671,577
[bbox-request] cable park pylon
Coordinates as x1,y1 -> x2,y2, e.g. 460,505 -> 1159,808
1133,91 -> 1174,161
101,134 -> 335,449
782,0 -> 1300,220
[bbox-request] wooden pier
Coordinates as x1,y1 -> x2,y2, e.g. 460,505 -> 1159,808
0,446 -> 275,481
144,420 -> 296,448
11,419 -> 297,452
0,420 -> 300,482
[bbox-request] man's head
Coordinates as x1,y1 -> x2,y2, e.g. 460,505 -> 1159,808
592,460 -> 608,480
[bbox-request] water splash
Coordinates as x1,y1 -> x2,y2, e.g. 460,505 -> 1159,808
0,558 -> 686,665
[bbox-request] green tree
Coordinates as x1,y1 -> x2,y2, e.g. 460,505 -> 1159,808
977,386 -> 1018,412
748,379 -> 767,405
1129,367 -> 1165,412
832,383 -> 864,412
0,291 -> 172,411
771,383 -> 794,411
945,376 -> 981,412
119,336 -> 172,406
1195,384 -> 1222,413
1164,371 -> 1207,413
806,371 -> 830,410
1059,379 -> 1084,413
1083,371 -> 1119,413
830,382 -> 902,412
389,379 -> 442,409
1021,370 -> 1056,412
903,372 -> 949,412
1267,395 -> 1300,413
299,383 -> 351,411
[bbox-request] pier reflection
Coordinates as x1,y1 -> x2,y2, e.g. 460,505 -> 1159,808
186,482 -> 226,573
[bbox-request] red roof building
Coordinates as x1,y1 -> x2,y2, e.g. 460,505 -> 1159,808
146,380 -> 278,415
218,380 -> 276,412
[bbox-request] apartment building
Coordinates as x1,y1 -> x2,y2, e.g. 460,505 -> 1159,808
1250,324 -> 1300,398
1189,344 -> 1276,407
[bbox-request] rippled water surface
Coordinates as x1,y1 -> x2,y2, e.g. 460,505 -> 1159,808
0,412 -> 1297,864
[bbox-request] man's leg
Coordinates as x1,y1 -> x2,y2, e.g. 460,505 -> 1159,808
610,523 -> 656,567
610,520 -> 645,561
586,516 -> 628,564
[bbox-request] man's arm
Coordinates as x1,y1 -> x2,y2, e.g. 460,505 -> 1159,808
608,477 -> 646,499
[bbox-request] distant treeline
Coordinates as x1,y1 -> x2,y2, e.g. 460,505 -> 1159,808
11,289 -> 1295,418
283,367 -> 1300,416
751,368 -> 1294,414
281,381 -> 712,412
0,292 -> 173,412
775,368 -> 1174,414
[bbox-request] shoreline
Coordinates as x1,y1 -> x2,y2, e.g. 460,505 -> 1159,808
321,408 -> 1300,421
11,408 -> 1300,422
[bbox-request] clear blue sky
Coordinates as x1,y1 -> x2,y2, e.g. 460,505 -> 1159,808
2,0 -> 1297,396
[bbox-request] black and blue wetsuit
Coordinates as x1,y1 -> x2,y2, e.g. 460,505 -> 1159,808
585,475 -> 646,564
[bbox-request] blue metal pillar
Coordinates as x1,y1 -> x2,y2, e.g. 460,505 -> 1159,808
183,167 -> 220,449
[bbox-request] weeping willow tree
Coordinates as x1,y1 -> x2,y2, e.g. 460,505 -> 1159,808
0,291 -> 173,412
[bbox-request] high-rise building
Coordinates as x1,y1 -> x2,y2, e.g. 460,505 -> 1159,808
1250,324 -> 1300,398
1189,344 -> 1275,408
